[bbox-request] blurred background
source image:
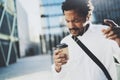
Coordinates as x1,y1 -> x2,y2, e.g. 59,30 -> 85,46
0,0 -> 120,80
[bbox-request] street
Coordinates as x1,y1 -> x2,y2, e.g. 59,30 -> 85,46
0,55 -> 53,80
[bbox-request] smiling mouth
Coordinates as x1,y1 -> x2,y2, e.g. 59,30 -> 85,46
69,28 -> 79,35
69,28 -> 84,36
69,28 -> 79,31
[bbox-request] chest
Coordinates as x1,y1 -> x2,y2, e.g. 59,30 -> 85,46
66,36 -> 111,67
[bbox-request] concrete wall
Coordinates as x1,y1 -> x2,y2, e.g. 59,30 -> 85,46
16,0 -> 42,57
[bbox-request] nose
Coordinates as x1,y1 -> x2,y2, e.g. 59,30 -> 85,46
68,22 -> 75,28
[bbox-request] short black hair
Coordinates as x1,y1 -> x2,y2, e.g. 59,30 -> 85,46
62,0 -> 94,18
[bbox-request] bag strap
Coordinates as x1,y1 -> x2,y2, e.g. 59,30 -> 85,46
72,36 -> 112,80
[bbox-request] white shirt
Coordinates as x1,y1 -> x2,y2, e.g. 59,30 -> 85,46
52,23 -> 120,80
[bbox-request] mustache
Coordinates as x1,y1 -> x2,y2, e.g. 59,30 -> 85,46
69,28 -> 79,30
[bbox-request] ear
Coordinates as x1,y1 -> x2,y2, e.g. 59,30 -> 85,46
86,12 -> 91,21
86,15 -> 90,21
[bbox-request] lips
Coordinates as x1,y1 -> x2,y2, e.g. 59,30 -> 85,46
69,28 -> 79,31
69,28 -> 79,35
69,27 -> 84,36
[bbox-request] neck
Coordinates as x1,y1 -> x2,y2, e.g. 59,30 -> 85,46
78,23 -> 89,36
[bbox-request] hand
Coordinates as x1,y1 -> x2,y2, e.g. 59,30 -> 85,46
53,49 -> 69,72
102,19 -> 120,46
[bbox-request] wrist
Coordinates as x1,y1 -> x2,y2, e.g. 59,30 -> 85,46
55,66 -> 61,73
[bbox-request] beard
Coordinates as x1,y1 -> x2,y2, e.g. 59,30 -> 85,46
69,24 -> 89,36
69,27 -> 84,36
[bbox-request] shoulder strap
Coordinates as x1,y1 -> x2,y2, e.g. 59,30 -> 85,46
72,36 -> 112,80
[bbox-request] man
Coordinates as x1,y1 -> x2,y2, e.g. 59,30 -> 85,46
52,0 -> 120,80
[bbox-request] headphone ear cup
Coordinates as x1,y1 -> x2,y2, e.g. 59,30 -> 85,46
86,15 -> 90,21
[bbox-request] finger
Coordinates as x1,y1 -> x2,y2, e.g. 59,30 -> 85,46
53,54 -> 60,60
56,53 -> 69,60
55,57 -> 67,62
104,19 -> 118,28
55,57 -> 68,64
106,31 -> 114,38
60,58 -> 68,65
55,58 -> 62,63
54,49 -> 63,55
54,53 -> 67,60
62,60 -> 67,65
55,60 -> 67,67
102,27 -> 111,34
108,34 -> 117,40
61,58 -> 67,62
53,50 -> 63,59
54,55 -> 63,61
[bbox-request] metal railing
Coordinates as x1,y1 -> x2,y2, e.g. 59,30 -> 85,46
0,0 -> 19,67
39,31 -> 69,55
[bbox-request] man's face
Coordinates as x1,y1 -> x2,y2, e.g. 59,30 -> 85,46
64,10 -> 86,36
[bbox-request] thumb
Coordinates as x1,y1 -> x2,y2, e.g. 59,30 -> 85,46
104,19 -> 118,28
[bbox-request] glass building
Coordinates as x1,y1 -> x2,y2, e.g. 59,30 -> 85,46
0,0 -> 19,66
40,0 -> 65,35
92,0 -> 120,25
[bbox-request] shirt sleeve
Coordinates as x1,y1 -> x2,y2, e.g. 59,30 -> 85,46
51,64 -> 69,80
111,41 -> 120,63
104,40 -> 119,80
